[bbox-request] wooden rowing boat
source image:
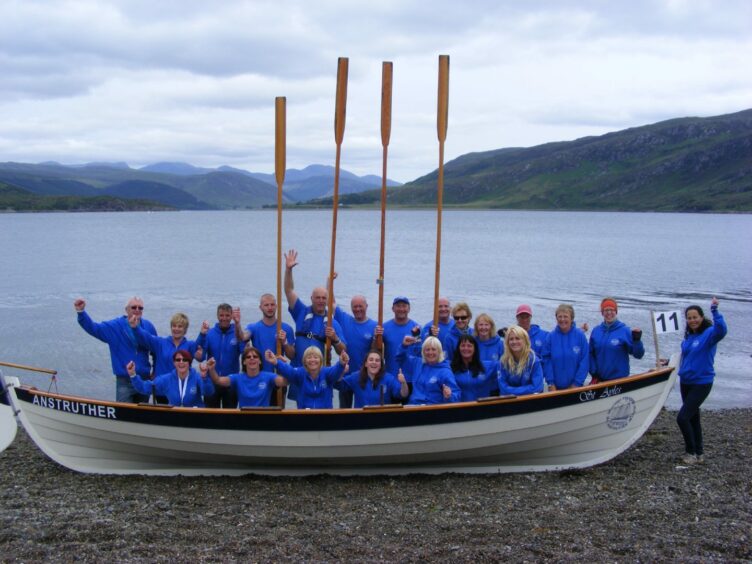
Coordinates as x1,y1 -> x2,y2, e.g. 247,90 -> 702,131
0,363 -> 676,476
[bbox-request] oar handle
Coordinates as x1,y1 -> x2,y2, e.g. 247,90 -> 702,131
0,360 -> 57,375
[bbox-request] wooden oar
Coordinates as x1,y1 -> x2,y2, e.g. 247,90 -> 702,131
433,55 -> 450,328
376,61 -> 393,351
325,57 -> 349,364
275,96 -> 287,407
0,360 -> 57,375
275,96 -> 286,357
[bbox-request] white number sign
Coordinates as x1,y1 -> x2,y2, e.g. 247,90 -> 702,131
652,310 -> 682,334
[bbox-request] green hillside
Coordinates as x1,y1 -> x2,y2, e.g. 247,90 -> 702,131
0,183 -> 174,212
328,109 -> 752,212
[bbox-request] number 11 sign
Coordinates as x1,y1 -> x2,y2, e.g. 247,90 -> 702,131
650,309 -> 682,368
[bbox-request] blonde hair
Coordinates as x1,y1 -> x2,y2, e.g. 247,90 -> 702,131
170,312 -> 189,329
421,336 -> 445,363
474,313 -> 496,337
452,302 -> 472,320
501,325 -> 533,375
302,346 -> 324,374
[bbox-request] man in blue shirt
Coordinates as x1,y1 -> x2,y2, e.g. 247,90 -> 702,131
334,294 -> 377,408
197,303 -> 244,408
74,296 -> 157,403
380,296 -> 421,376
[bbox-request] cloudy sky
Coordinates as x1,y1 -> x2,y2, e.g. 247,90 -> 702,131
1,0 -> 750,182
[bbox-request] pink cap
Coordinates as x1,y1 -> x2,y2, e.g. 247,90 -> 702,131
516,304 -> 533,316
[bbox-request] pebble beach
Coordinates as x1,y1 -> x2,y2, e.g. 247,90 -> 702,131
1,408 -> 750,562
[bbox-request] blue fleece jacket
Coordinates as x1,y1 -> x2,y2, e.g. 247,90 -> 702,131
498,354 -> 543,396
442,325 -> 474,362
273,359 -> 345,409
679,307 -> 727,385
196,323 -> 243,376
542,326 -> 589,388
134,327 -> 201,376
77,312 -> 157,377
527,325 -> 549,358
334,306 -> 376,376
477,335 -> 504,363
335,371 -> 405,407
382,318 -> 420,374
452,360 -> 499,401
589,319 -> 645,381
130,368 -> 214,407
397,346 -> 461,404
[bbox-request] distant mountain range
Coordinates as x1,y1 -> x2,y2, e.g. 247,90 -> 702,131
2,109 -> 750,212
0,161 -> 402,210
324,109 -> 752,212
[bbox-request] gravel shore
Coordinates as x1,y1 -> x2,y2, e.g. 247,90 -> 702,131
1,408 -> 750,562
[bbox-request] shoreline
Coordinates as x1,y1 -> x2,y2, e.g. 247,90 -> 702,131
1,408 -> 750,561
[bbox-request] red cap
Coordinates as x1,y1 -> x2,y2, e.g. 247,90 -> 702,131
516,304 -> 533,316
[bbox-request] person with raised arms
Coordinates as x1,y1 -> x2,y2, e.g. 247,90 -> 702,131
378,296 -> 421,376
335,349 -> 409,408
474,313 -> 503,363
207,347 -> 286,408
265,347 -> 349,409
542,304 -> 589,391
74,296 -> 158,403
676,297 -> 727,464
498,325 -> 543,396
126,350 -> 213,408
130,312 -> 204,377
397,335 -> 461,405
449,334 -> 499,401
588,298 -> 645,383
196,303 -> 244,409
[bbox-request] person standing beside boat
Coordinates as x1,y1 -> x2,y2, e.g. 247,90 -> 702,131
588,298 -> 645,383
676,298 -> 727,464
498,325 -> 544,396
542,304 -> 589,391
207,347 -> 285,408
196,304 -> 244,409
265,347 -> 349,409
397,336 -> 461,405
333,294 -> 377,409
334,349 -> 409,408
449,334 -> 499,401
74,297 -> 157,403
442,303 -> 474,362
378,296 -> 421,375
474,313 -> 503,363
126,351 -> 214,408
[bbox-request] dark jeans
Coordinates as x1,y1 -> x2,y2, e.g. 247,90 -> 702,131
676,382 -> 713,456
116,376 -> 149,404
205,385 -> 238,409
338,388 -> 354,409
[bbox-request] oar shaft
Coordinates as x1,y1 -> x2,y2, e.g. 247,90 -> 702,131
275,96 -> 286,356
433,55 -> 450,327
0,360 -> 57,375
377,61 -> 393,349
326,57 -> 349,363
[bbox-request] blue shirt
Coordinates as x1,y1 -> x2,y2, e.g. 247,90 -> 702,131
498,354 -> 543,396
227,371 -> 279,407
589,319 -> 645,381
453,360 -> 499,401
679,308 -> 727,385
477,335 -> 504,363
274,359 -> 345,409
542,326 -> 589,388
334,306 -> 377,375
382,318 -> 420,375
134,327 -> 201,376
196,323 -> 243,376
131,368 -> 214,407
245,320 -> 295,372
289,298 -> 346,366
335,371 -> 404,407
397,347 -> 461,405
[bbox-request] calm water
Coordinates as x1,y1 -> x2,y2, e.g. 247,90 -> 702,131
0,210 -> 750,409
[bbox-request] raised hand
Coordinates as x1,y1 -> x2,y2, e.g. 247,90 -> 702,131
74,298 -> 86,312
126,360 -> 136,377
442,384 -> 451,399
264,349 -> 279,365
201,320 -> 210,334
232,307 -> 241,324
285,249 -> 298,270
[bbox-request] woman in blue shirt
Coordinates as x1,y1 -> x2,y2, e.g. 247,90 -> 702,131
677,298 -> 727,464
127,350 -> 213,407
449,334 -> 498,401
498,326 -> 543,396
335,349 -> 408,407
207,346 -> 286,408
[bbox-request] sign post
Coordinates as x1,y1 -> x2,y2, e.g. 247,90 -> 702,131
650,310 -> 682,367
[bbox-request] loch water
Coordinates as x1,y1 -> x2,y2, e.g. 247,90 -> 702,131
0,209 -> 749,409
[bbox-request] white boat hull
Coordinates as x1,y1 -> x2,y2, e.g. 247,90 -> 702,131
2,367 -> 676,476
0,402 -> 17,453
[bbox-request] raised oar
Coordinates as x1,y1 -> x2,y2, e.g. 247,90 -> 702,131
325,57 -> 349,364
274,96 -> 286,407
376,61 -> 393,351
433,55 -> 449,328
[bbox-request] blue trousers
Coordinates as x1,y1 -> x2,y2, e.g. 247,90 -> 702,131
676,382 -> 713,456
116,376 -> 149,404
